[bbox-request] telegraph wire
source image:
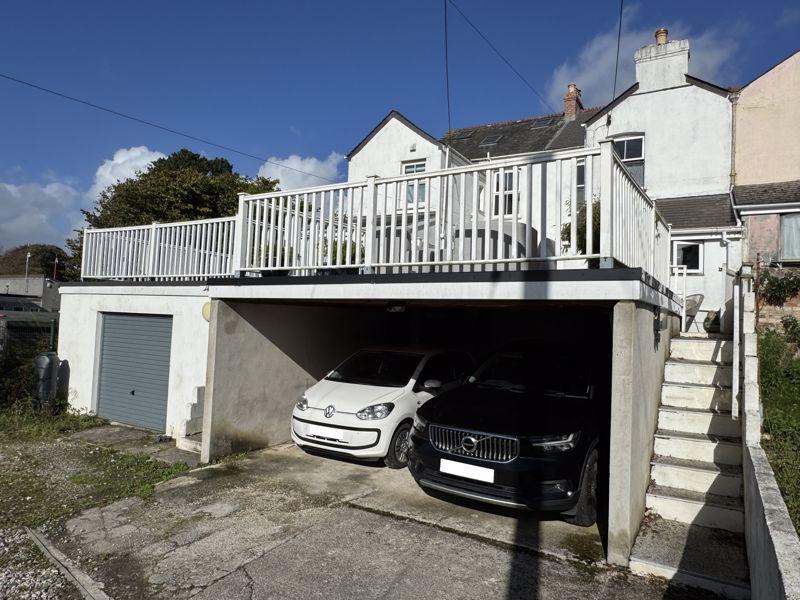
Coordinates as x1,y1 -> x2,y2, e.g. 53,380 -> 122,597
0,71 -> 336,183
446,0 -> 556,114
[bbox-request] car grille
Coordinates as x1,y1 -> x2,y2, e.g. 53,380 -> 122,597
429,424 -> 519,463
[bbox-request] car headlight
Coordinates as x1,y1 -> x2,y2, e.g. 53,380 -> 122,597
412,414 -> 428,433
296,394 -> 308,411
529,432 -> 579,452
356,403 -> 394,420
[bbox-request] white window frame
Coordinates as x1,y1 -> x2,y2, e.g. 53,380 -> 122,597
402,160 -> 427,205
672,240 -> 704,274
780,213 -> 800,261
613,135 -> 645,186
576,159 -> 586,206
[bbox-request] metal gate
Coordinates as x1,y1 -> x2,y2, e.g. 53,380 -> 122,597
97,313 -> 172,431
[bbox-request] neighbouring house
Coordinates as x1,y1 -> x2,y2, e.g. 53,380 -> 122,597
583,28 -> 742,332
54,28 -> 797,590
0,275 -> 60,353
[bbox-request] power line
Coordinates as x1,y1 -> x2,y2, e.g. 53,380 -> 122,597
612,0 -> 625,100
446,0 -> 556,114
0,72 -> 336,183
443,0 -> 453,134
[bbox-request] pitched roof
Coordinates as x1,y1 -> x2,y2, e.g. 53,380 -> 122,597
440,108 -> 599,160
347,110 -> 443,159
732,180 -> 800,206
655,194 -> 737,230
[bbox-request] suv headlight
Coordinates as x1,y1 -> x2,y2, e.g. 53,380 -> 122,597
412,414 -> 428,433
529,432 -> 579,452
296,394 -> 308,411
356,403 -> 394,420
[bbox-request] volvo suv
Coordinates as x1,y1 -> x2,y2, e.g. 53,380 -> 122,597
407,340 -> 605,526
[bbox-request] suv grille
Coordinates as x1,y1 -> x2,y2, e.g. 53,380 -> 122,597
429,424 -> 519,463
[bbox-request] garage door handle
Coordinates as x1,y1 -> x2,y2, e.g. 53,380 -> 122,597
130,389 -> 135,396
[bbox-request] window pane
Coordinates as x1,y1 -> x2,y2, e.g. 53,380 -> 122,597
418,354 -> 454,384
678,244 -> 701,270
418,181 -> 426,202
627,161 -> 645,187
577,164 -> 585,187
783,214 -> 800,258
613,141 -> 625,158
625,137 -> 643,159
406,182 -> 415,203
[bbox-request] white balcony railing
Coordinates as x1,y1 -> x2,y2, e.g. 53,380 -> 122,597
81,140 -> 673,286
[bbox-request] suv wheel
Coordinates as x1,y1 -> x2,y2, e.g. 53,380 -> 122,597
564,449 -> 598,527
384,422 -> 412,469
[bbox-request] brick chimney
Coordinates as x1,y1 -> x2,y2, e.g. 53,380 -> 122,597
563,83 -> 583,121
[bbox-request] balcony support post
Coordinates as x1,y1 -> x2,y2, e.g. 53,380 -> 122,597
599,140 -> 614,269
232,193 -> 247,277
146,222 -> 158,279
363,176 -> 377,273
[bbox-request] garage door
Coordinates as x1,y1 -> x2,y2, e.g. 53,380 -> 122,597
97,313 -> 173,431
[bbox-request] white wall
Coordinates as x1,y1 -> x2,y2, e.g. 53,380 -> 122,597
586,84 -> 731,200
348,116 -> 447,182
670,232 -> 742,332
57,286 -> 210,437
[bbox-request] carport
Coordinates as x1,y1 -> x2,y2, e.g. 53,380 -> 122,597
200,269 -> 679,566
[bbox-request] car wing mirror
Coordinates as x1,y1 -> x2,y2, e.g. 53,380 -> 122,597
423,379 -> 442,391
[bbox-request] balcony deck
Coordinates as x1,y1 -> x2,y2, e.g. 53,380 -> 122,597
79,142 -> 682,312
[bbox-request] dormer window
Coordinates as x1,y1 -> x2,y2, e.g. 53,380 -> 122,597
479,134 -> 503,147
613,136 -> 644,187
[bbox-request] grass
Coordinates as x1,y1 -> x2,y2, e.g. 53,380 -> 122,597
0,408 -> 189,529
758,330 -> 800,530
0,408 -> 106,443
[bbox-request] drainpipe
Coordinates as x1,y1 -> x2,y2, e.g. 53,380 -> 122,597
729,92 -> 739,187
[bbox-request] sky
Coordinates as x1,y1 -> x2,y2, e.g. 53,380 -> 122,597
1,0 -> 798,251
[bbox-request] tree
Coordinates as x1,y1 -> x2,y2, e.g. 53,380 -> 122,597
0,244 -> 71,279
65,149 -> 278,279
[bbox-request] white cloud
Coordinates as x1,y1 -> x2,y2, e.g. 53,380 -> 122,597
0,146 -> 165,250
778,7 -> 800,27
258,152 -> 344,191
0,181 -> 81,249
87,145 -> 165,200
545,5 -> 740,109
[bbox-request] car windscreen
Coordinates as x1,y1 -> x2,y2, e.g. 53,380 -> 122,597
468,351 -> 589,396
326,350 -> 424,388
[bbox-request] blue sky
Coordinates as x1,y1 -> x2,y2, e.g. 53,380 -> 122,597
1,0 -> 798,250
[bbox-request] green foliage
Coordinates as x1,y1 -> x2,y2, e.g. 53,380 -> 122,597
65,149 -> 278,278
0,340 -> 46,410
781,316 -> 800,349
759,329 -> 800,530
560,201 -> 601,255
757,270 -> 800,307
0,244 -> 71,278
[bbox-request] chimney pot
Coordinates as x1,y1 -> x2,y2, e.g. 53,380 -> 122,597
563,82 -> 583,121
655,28 -> 668,45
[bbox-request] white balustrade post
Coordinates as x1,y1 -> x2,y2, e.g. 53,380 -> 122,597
363,176 -> 377,273
599,140 -> 614,268
80,227 -> 88,280
232,193 -> 248,276
146,222 -> 158,279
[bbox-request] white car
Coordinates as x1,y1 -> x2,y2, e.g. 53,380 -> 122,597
291,348 -> 474,468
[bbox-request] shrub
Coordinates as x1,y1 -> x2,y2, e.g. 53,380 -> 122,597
758,270 -> 800,307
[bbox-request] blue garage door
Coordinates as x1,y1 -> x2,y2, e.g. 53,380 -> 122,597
97,313 -> 173,431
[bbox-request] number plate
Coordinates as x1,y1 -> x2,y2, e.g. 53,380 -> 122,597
440,458 -> 495,483
308,423 -> 345,441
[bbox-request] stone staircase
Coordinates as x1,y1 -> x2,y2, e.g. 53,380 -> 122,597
630,333 -> 750,599
175,387 -> 204,454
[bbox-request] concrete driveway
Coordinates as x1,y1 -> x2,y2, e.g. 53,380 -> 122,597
48,444 -> 717,599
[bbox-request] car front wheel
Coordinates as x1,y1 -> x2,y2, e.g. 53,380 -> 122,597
384,422 -> 412,469
564,449 -> 598,527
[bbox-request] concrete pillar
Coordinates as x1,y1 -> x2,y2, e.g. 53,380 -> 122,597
606,300 -> 678,565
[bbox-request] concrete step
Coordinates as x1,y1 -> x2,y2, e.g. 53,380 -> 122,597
664,359 -> 732,387
654,430 -> 741,466
661,382 -> 732,411
678,332 -> 731,341
651,456 -> 743,498
185,415 -> 203,436
658,406 -> 741,438
646,485 -> 744,533
670,338 -> 733,364
630,516 -> 749,599
175,433 -> 202,454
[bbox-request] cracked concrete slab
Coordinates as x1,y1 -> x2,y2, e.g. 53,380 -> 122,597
49,444 -> 720,599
